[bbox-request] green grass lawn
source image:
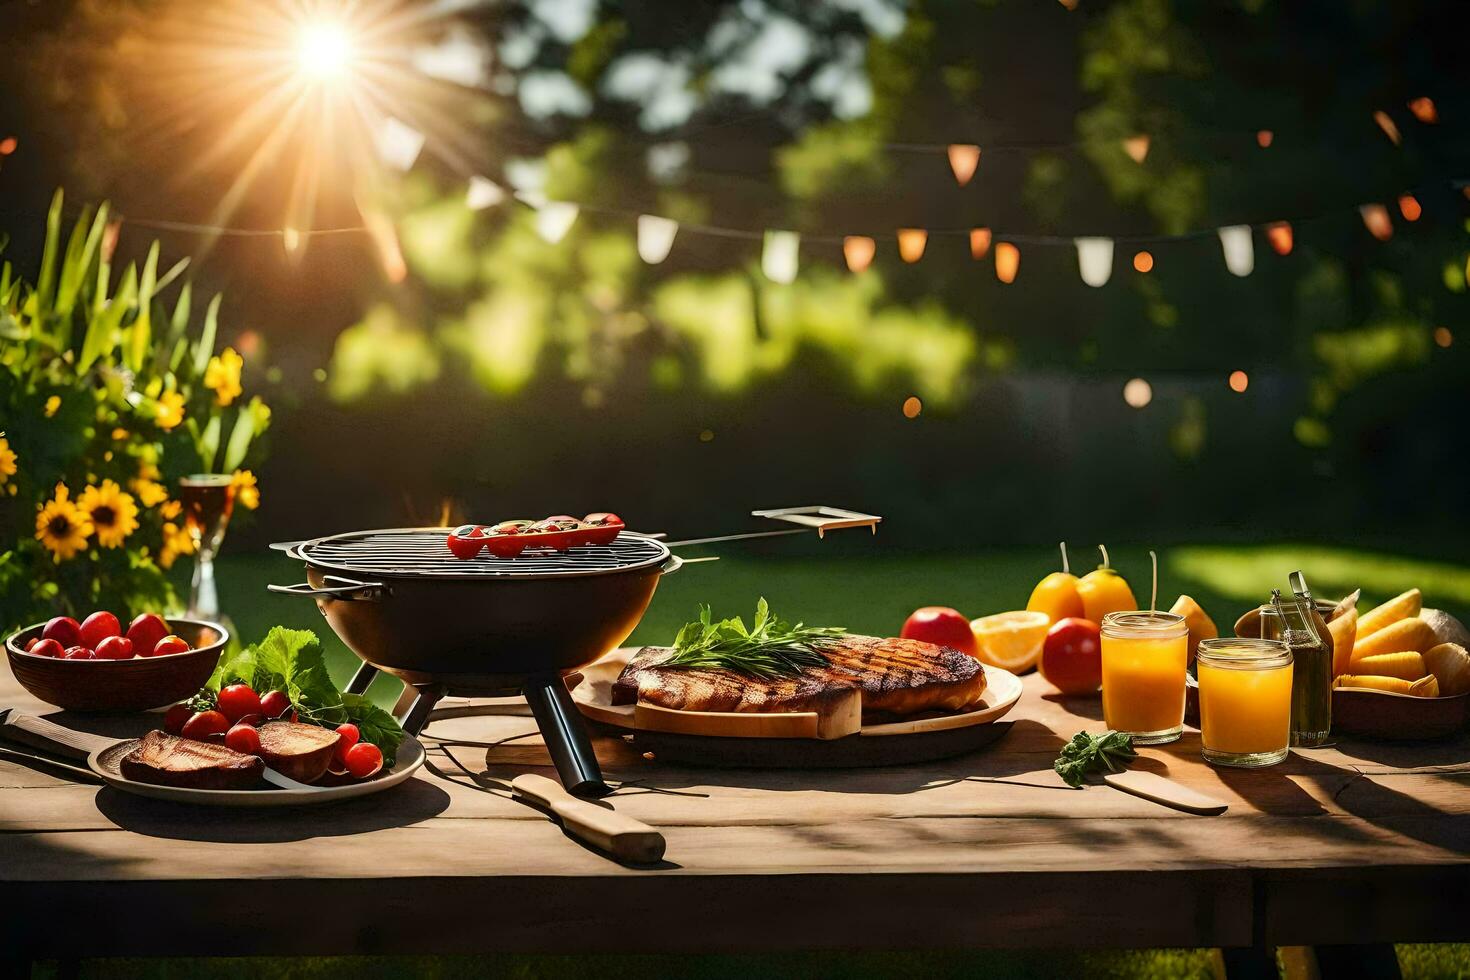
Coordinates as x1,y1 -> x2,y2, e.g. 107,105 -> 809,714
110,540 -> 1466,979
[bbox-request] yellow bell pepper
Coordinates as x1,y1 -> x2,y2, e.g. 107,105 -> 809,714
1026,542 -> 1083,624
1077,546 -> 1138,622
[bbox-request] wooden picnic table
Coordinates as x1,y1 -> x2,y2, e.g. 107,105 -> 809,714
1,656 -> 1467,963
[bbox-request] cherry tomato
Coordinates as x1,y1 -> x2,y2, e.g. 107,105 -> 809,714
484,534 -> 527,559
29,638 -> 64,659
217,683 -> 263,723
344,741 -> 384,779
1039,617 -> 1103,695
94,635 -> 135,660
147,635 -> 191,657
163,702 -> 192,735
446,531 -> 485,559
126,613 -> 170,655
79,611 -> 121,649
62,646 -> 94,660
259,690 -> 293,719
224,724 -> 262,755
333,723 -> 360,764
181,709 -> 229,740
42,616 -> 83,648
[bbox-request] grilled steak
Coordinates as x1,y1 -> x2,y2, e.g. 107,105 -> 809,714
613,634 -> 987,718
119,730 -> 264,790
256,721 -> 339,784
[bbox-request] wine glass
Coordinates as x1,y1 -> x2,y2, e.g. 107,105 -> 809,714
179,474 -> 236,620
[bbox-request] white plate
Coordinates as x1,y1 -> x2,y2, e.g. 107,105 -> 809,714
87,734 -> 426,807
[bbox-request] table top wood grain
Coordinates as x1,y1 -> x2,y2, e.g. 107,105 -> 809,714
2,653 -> 1466,958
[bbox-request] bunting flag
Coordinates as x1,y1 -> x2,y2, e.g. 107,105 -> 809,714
947,144 -> 981,186
636,214 -> 678,263
969,227 -> 992,260
1123,134 -> 1151,164
1075,237 -> 1114,287
897,228 -> 928,263
466,176 -> 506,210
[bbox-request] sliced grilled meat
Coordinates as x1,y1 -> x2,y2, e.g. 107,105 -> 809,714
613,634 -> 986,718
255,721 -> 339,784
119,730 -> 264,790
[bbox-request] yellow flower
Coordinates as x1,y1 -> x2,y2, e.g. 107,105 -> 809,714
158,521 -> 195,570
77,479 -> 140,549
204,347 -> 244,407
44,396 -> 60,417
131,478 -> 169,508
231,469 -> 260,510
156,391 -> 185,430
35,484 -> 92,562
160,499 -> 182,521
0,436 -> 16,485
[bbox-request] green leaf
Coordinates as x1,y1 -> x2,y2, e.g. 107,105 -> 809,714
220,406 -> 256,473
35,189 -> 63,313
56,202 -> 108,321
126,241 -> 160,372
153,256 -> 189,298
194,293 -> 222,376
1053,730 -> 1137,788
77,262 -> 137,373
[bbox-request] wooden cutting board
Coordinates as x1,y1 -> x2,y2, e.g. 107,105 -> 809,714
570,649 -> 1023,768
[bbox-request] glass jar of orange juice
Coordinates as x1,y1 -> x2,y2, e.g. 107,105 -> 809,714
1197,638 -> 1293,767
1100,611 -> 1189,744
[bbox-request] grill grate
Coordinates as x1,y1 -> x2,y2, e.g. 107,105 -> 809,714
295,528 -> 670,579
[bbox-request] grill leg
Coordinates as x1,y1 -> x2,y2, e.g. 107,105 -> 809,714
344,662 -> 379,696
523,674 -> 610,798
397,686 -> 445,737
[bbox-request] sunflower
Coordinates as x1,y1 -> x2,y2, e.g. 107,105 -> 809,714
156,390 -> 185,430
0,435 -> 16,485
35,484 -> 92,561
231,469 -> 260,510
77,479 -> 140,549
158,521 -> 195,569
131,477 -> 169,508
204,347 -> 244,407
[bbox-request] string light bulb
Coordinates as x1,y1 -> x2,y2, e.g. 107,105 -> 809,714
636,214 -> 679,264
465,176 -> 506,210
843,236 -> 876,273
902,396 -> 923,418
897,228 -> 928,263
1075,237 -> 1114,287
1217,225 -> 1255,277
1398,194 -> 1422,222
1228,370 -> 1249,393
534,202 -> 579,244
1256,130 -> 1274,148
1434,327 -> 1453,348
1133,250 -> 1154,273
947,144 -> 981,186
762,230 -> 800,284
1265,221 -> 1293,256
1123,378 -> 1152,409
1372,110 -> 1402,145
969,227 -> 992,260
994,242 -> 1020,283
1123,135 -> 1150,164
1359,203 -> 1393,241
1408,97 -> 1438,124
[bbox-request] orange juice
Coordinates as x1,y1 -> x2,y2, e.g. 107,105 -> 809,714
1100,612 -> 1188,744
1197,638 -> 1292,767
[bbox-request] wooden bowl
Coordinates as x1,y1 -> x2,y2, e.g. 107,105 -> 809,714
5,619 -> 228,712
1332,687 -> 1470,741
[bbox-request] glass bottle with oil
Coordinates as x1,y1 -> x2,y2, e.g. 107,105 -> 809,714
1262,577 -> 1332,747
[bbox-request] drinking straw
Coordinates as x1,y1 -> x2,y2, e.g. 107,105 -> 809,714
1150,550 -> 1158,614
1059,541 -> 1070,575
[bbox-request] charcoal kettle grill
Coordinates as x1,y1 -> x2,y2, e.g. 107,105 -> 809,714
269,507 -> 880,798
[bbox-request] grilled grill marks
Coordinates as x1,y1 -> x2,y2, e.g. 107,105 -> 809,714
614,634 -> 986,718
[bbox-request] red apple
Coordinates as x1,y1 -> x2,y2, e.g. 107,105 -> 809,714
1040,617 -> 1102,694
42,617 -> 83,648
900,606 -> 980,658
79,611 -> 121,649
94,635 -> 135,660
126,613 -> 170,656
29,638 -> 65,659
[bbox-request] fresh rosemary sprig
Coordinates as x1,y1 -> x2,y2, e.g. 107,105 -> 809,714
659,598 -> 846,679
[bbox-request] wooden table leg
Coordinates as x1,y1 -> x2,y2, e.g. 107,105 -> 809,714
1311,944 -> 1401,979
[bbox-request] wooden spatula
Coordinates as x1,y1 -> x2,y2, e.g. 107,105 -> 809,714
1102,769 -> 1228,815
512,773 -> 666,864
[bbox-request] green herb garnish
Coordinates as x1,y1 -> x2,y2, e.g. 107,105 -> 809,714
660,598 -> 846,680
1053,730 -> 1138,788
